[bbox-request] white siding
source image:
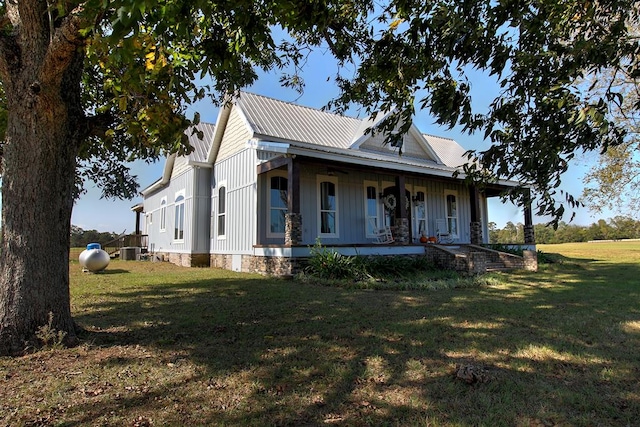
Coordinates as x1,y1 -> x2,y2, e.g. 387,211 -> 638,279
211,148 -> 257,254
144,166 -> 214,254
290,165 -> 473,245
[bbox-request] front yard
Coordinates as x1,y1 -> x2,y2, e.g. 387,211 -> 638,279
1,242 -> 639,426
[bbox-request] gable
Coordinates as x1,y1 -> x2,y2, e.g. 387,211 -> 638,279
358,126 -> 441,163
215,106 -> 254,162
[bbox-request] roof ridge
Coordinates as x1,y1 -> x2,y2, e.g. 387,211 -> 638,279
422,132 -> 455,141
237,90 -> 361,122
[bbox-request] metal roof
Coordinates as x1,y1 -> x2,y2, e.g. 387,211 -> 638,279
423,134 -> 470,169
234,92 -> 474,170
185,122 -> 216,163
235,92 -> 362,149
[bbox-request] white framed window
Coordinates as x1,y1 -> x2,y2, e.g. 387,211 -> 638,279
444,190 -> 459,238
413,188 -> 427,238
268,173 -> 288,237
159,197 -> 167,232
217,183 -> 226,238
364,181 -> 379,237
317,175 -> 338,237
174,190 -> 185,241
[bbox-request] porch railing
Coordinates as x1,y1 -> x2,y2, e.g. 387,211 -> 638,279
102,233 -> 148,256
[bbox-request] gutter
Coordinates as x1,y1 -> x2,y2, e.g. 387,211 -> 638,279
140,154 -> 176,196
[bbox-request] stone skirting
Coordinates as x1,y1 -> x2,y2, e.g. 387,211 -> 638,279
157,252 -> 210,267
210,253 -> 303,276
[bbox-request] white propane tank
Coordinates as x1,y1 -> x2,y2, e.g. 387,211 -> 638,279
79,243 -> 110,272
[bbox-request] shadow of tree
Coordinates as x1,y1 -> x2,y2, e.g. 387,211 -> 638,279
63,261 -> 640,426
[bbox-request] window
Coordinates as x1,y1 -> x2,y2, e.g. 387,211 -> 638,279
174,193 -> 185,241
364,182 -> 378,237
217,185 -> 226,238
268,175 -> 288,237
159,197 -> 167,232
318,176 -> 338,236
445,190 -> 458,237
414,190 -> 427,238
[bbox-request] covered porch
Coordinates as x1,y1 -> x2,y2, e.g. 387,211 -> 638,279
256,155 -> 536,248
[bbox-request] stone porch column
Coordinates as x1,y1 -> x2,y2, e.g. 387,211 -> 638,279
523,191 -> 535,245
470,221 -> 483,245
285,213 -> 302,246
469,185 -> 482,245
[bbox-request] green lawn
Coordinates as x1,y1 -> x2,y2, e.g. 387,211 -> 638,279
1,242 -> 639,426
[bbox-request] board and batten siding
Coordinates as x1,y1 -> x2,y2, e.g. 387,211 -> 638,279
144,167 -> 208,254
192,167 -> 212,253
283,166 -> 474,245
211,148 -> 257,254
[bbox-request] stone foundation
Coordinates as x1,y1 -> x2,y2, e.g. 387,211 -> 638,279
210,253 -> 303,276
157,252 -> 210,267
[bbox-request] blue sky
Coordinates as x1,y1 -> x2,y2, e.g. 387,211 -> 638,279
70,48 -> 611,233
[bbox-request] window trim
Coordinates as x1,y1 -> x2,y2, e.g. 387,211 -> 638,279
413,187 -> 427,238
364,180 -> 379,238
159,197 -> 167,232
444,189 -> 459,238
174,190 -> 185,242
217,182 -> 227,240
267,172 -> 289,238
317,175 -> 339,238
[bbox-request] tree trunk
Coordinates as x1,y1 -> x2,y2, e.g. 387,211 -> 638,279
0,35 -> 84,355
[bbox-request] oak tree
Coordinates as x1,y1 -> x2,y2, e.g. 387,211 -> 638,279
0,0 -> 371,354
582,19 -> 640,217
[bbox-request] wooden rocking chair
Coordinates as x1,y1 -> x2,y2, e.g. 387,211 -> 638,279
369,218 -> 394,244
436,219 -> 454,244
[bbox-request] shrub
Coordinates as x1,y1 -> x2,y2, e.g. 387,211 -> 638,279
305,240 -> 367,280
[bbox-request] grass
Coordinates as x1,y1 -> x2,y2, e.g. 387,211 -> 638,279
1,243 -> 639,426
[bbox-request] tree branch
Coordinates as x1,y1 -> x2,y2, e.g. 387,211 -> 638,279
83,112 -> 115,140
40,5 -> 87,87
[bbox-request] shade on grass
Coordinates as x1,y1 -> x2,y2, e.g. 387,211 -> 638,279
1,242 -> 639,426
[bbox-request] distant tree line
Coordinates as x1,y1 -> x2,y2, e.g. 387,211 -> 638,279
70,226 -> 119,248
489,216 -> 640,244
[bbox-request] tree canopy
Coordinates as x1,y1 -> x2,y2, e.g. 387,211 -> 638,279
581,20 -> 640,218
327,0 -> 639,225
489,216 -> 640,244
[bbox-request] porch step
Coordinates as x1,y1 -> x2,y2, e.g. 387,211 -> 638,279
485,262 -> 510,272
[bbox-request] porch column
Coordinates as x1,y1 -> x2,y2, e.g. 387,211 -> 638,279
469,186 -> 483,245
394,175 -> 409,244
522,189 -> 538,271
285,158 -> 302,246
523,190 -> 535,245
131,203 -> 144,235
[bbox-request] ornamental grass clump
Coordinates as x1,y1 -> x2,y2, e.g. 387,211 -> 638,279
304,240 -> 368,281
